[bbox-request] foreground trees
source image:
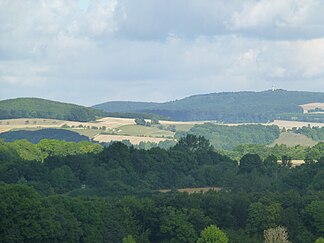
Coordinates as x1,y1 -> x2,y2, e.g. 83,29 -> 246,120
0,135 -> 323,242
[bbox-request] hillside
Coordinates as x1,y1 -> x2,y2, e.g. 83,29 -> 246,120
93,101 -> 159,112
0,128 -> 89,143
0,98 -> 105,122
180,123 -> 281,150
94,90 -> 324,122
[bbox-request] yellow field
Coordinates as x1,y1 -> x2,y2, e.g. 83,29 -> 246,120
0,118 -> 65,133
93,134 -> 173,144
299,103 -> 324,113
0,127 -> 11,133
268,120 -> 324,129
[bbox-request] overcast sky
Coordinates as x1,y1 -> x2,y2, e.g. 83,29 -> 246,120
1,0 -> 324,106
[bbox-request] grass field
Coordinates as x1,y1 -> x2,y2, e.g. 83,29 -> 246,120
271,132 -> 318,147
117,125 -> 174,138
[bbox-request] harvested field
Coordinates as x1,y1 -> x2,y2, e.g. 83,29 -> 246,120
96,117 -> 136,128
269,120 -> 324,129
0,118 -> 65,133
93,134 -> 173,144
0,127 -> 11,133
65,117 -> 136,130
299,103 -> 324,113
159,187 -> 222,194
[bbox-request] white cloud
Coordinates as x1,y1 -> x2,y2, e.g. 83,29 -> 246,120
0,0 -> 324,105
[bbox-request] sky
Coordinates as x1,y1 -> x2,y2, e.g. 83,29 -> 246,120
1,0 -> 324,106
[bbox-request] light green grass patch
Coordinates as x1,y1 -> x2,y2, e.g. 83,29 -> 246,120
173,124 -> 195,132
117,125 -> 175,138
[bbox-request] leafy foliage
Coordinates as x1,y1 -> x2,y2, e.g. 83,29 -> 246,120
0,135 -> 323,242
197,225 -> 228,243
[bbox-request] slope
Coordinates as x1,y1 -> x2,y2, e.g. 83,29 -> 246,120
93,90 -> 324,122
0,98 -> 105,122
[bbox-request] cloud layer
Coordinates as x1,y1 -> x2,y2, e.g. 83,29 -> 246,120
1,0 -> 324,105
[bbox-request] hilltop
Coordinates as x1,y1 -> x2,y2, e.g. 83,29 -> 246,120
94,90 -> 324,122
0,98 -> 105,122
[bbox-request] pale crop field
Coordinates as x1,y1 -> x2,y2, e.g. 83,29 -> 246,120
0,118 -> 65,133
271,132 -> 318,147
93,134 -> 173,144
269,120 -> 324,129
299,103 -> 324,113
0,127 -> 11,133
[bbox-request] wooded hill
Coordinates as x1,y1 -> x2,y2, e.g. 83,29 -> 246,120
0,98 -> 167,122
0,98 -> 105,122
94,90 -> 324,122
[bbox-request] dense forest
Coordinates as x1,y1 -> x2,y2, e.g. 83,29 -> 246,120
0,135 -> 323,242
0,98 -> 105,122
94,90 -> 324,122
178,124 -> 281,150
0,128 -> 89,143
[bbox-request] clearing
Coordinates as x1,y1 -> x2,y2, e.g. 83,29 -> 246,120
271,132 -> 318,147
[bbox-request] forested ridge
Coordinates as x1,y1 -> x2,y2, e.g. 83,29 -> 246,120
0,98 -> 168,122
94,90 -> 324,122
0,135 -> 323,242
0,98 -> 105,122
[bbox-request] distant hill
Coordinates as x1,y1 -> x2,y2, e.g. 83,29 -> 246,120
93,90 -> 324,122
0,98 -> 105,122
93,101 -> 159,113
0,128 -> 89,143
